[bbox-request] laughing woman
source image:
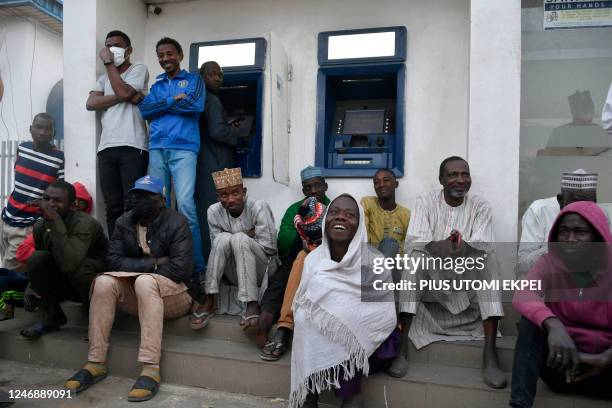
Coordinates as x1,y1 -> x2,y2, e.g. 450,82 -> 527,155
289,194 -> 398,408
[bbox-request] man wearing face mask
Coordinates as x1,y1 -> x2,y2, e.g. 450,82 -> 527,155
86,30 -> 150,236
64,175 -> 195,402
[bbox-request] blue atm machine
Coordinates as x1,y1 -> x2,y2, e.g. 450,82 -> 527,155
315,27 -> 406,177
189,38 -> 267,177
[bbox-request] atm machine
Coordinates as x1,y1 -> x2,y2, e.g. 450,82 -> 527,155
315,26 -> 407,177
189,38 -> 267,177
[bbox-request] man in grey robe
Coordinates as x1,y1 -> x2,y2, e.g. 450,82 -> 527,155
194,167 -> 278,329
196,61 -> 250,262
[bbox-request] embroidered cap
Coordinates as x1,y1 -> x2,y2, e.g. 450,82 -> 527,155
300,166 -> 323,182
561,168 -> 598,191
212,167 -> 243,190
129,175 -> 165,196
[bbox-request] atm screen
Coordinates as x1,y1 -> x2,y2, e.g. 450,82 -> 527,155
342,109 -> 385,135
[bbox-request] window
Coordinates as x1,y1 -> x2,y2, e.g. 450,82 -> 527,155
519,4 -> 612,221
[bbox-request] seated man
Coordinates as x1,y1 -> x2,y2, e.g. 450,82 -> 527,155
20,181 -> 108,339
0,182 -> 94,321
254,165 -> 331,333
64,175 -> 194,402
259,196 -> 326,361
394,156 -> 506,389
195,167 -> 278,328
518,169 -> 597,276
360,168 -> 410,256
510,201 -> 612,407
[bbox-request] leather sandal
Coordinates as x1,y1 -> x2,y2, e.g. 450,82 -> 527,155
127,375 -> 160,402
65,368 -> 107,394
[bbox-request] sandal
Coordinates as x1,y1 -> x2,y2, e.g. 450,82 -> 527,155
189,310 -> 214,330
65,368 -> 107,393
260,339 -> 288,361
20,320 -> 63,340
127,375 -> 160,402
240,314 -> 260,325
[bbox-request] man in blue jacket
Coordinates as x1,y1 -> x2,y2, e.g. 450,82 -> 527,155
139,37 -> 205,282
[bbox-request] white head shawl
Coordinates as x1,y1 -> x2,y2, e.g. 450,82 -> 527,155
289,194 -> 397,408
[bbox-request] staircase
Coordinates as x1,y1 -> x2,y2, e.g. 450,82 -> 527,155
0,303 -> 609,407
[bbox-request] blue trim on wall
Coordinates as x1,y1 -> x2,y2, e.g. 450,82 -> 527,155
0,0 -> 63,21
318,26 -> 406,66
189,37 -> 267,73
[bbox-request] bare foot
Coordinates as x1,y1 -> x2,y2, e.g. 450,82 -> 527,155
482,348 -> 507,389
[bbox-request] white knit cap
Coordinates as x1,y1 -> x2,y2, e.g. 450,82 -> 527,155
561,168 -> 598,191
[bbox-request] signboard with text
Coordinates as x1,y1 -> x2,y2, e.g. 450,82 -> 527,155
544,0 -> 612,30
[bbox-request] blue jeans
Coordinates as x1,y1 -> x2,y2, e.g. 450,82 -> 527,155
0,268 -> 28,308
148,149 -> 205,280
510,317 -> 612,407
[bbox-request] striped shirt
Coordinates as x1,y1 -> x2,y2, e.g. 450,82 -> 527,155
1,142 -> 65,227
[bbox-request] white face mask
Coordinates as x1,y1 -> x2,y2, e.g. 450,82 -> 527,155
109,46 -> 127,67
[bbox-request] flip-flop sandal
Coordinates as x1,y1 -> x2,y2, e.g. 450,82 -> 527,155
65,368 -> 107,393
19,322 -> 61,340
240,314 -> 259,325
127,375 -> 160,402
189,311 -> 214,330
259,339 -> 288,361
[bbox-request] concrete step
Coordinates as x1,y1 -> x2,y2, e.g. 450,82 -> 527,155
0,320 -> 609,408
14,305 -> 515,371
14,303 -> 260,345
0,359 -> 298,408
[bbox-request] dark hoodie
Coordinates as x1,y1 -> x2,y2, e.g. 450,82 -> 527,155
513,201 -> 612,354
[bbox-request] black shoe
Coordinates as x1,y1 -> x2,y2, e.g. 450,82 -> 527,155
301,393 -> 318,408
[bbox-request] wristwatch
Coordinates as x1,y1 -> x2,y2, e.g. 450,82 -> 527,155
103,59 -> 113,66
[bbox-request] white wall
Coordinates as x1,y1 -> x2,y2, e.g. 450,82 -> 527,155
142,0 -> 472,230
64,0 -> 522,241
468,0 -> 521,242
0,18 -> 63,141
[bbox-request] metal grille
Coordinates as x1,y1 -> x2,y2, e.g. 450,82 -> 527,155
0,140 -> 17,210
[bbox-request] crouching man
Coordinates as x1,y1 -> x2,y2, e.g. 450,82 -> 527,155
193,167 -> 278,329
65,175 -> 194,402
20,181 -> 107,339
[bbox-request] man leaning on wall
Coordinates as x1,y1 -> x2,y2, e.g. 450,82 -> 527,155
86,30 -> 150,237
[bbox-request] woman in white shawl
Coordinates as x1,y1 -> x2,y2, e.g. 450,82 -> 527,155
290,194 -> 398,408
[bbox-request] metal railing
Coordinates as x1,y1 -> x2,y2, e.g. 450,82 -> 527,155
0,140 -> 17,210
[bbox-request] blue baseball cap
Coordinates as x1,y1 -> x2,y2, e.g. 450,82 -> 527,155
129,175 -> 165,196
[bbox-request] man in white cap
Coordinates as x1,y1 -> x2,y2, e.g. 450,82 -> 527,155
517,169 -> 598,276
192,168 -> 278,330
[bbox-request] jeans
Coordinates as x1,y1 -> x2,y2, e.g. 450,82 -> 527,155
148,149 -> 204,280
98,146 -> 148,236
0,268 -> 28,308
510,317 -> 612,408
